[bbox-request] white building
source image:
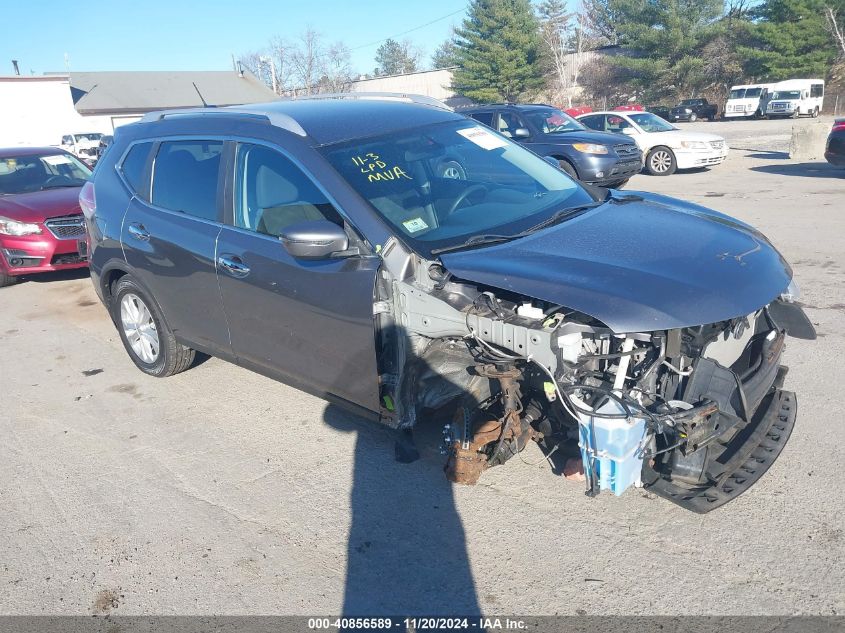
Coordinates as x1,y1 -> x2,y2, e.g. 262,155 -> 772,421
0,70 -> 276,147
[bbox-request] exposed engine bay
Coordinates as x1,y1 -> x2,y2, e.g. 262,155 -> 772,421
374,237 -> 814,513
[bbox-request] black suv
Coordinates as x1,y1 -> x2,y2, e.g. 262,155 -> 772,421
460,103 -> 642,187
82,94 -> 812,511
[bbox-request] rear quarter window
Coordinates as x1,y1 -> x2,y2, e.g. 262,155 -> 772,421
119,142 -> 154,197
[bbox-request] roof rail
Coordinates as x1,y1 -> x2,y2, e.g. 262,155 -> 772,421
137,107 -> 308,137
284,92 -> 453,111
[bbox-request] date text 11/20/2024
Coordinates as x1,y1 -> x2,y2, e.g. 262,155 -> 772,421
307,617 -> 528,630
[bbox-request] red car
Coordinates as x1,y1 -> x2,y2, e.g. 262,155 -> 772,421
0,147 -> 91,287
563,105 -> 592,117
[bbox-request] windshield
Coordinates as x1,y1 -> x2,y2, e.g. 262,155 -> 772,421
75,133 -> 103,142
0,153 -> 91,195
320,121 -> 594,256
629,112 -> 675,132
522,108 -> 584,134
746,88 -> 762,98
774,91 -> 801,100
679,100 -> 699,106
729,89 -> 746,99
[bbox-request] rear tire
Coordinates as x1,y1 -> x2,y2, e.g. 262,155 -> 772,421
111,275 -> 195,377
646,147 -> 677,176
0,270 -> 17,288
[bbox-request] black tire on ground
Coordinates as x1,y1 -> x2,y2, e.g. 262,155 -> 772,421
557,159 -> 578,179
111,275 -> 195,377
689,113 -> 698,122
646,146 -> 677,176
0,270 -> 18,288
812,107 -> 820,118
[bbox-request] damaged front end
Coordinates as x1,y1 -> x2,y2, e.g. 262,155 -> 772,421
375,237 -> 814,513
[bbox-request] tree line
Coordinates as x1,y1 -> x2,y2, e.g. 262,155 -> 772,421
241,0 -> 845,107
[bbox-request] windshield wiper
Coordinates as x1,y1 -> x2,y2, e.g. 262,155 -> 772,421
431,233 -> 520,255
431,194 -> 644,257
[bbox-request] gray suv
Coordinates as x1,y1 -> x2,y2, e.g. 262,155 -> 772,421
83,94 -> 813,512
460,104 -> 642,187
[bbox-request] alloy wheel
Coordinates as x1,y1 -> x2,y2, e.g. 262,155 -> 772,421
650,150 -> 672,174
120,293 -> 160,363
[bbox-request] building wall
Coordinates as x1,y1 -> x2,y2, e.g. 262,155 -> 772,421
0,77 -> 144,147
350,69 -> 455,101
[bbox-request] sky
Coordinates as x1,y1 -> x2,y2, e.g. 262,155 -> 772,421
1,0 -> 468,77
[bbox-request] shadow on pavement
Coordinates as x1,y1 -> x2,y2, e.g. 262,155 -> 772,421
743,150 -> 790,160
15,267 -> 90,284
751,162 -> 844,178
322,400 -> 481,617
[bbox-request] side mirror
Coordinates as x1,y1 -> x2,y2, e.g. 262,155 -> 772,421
513,127 -> 531,139
279,220 -> 351,259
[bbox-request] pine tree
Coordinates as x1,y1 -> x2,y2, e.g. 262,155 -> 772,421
740,0 -> 839,80
374,39 -> 419,76
452,0 -> 545,102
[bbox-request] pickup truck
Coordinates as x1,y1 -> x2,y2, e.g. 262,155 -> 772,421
669,99 -> 718,122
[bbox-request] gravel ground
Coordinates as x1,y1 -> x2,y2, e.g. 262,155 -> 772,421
1,116 -> 843,617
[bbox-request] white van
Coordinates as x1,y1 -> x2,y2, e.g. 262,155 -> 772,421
765,79 -> 825,118
724,84 -> 774,118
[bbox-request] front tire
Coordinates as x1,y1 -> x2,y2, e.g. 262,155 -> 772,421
812,106 -> 820,118
0,270 -> 17,288
689,113 -> 698,123
111,275 -> 195,377
646,147 -> 677,176
557,159 -> 579,180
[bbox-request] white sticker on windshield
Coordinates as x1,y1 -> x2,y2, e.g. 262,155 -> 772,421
402,217 -> 429,233
457,127 -> 508,150
42,154 -> 72,165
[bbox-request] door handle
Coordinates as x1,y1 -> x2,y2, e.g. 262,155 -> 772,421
217,254 -> 251,278
127,222 -> 150,242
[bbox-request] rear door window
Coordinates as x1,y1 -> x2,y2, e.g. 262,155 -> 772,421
468,111 -> 495,128
579,115 -> 606,132
119,142 -> 153,198
151,140 -> 223,221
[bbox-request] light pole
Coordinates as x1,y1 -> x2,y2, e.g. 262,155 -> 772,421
259,56 -> 278,94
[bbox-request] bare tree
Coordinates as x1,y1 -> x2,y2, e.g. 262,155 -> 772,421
267,36 -> 294,95
538,0 -> 573,105
825,5 -> 845,57
319,42 -> 355,93
291,28 -> 323,95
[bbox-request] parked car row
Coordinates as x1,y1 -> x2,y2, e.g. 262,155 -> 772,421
576,111 -> 728,176
461,103 -> 728,181
564,77 -> 826,125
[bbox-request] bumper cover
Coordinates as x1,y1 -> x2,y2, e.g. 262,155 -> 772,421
0,235 -> 88,276
646,385 -> 796,513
